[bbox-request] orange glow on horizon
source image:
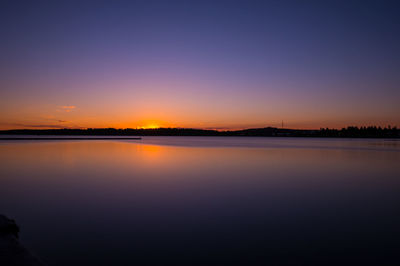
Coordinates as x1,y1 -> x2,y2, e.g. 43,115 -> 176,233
134,119 -> 173,129
1,112 -> 399,131
139,124 -> 160,129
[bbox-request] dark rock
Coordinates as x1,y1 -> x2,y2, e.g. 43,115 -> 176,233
0,215 -> 20,238
0,215 -> 45,266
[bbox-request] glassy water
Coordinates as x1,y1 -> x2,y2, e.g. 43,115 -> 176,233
1,137 -> 399,265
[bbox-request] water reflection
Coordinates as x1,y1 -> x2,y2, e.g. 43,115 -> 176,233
0,138 -> 399,265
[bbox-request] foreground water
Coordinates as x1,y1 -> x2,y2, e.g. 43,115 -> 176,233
1,137 -> 399,265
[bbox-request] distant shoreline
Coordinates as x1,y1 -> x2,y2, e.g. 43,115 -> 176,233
0,126 -> 399,138
0,137 -> 142,140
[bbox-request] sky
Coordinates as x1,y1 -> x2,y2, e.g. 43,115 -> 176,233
0,0 -> 399,130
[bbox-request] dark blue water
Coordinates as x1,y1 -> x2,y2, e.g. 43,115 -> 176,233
1,137 -> 399,265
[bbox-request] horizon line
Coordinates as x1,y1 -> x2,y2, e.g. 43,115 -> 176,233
1,124 -> 398,132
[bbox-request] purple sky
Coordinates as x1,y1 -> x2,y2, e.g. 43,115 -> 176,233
1,0 -> 399,129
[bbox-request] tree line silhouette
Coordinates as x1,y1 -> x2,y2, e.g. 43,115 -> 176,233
1,126 -> 398,138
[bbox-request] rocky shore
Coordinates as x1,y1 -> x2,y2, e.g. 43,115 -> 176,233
0,215 -> 44,266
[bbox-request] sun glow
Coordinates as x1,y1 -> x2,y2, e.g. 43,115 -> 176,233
134,119 -> 175,129
140,124 -> 160,129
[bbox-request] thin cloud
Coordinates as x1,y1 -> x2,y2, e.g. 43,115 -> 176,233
8,123 -> 68,129
58,105 -> 77,113
4,122 -> 85,129
41,116 -> 69,123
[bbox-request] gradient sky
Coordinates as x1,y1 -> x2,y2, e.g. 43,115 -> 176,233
1,0 -> 399,130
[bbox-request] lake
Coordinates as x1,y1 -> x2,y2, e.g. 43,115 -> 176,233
1,137 -> 399,265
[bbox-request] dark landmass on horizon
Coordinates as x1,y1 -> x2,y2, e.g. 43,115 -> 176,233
1,126 -> 399,138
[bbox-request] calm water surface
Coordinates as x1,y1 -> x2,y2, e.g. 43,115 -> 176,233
1,137 -> 399,265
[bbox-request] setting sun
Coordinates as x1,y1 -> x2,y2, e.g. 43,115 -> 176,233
140,124 -> 159,129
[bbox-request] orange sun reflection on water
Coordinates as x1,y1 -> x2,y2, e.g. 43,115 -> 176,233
136,144 -> 163,162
